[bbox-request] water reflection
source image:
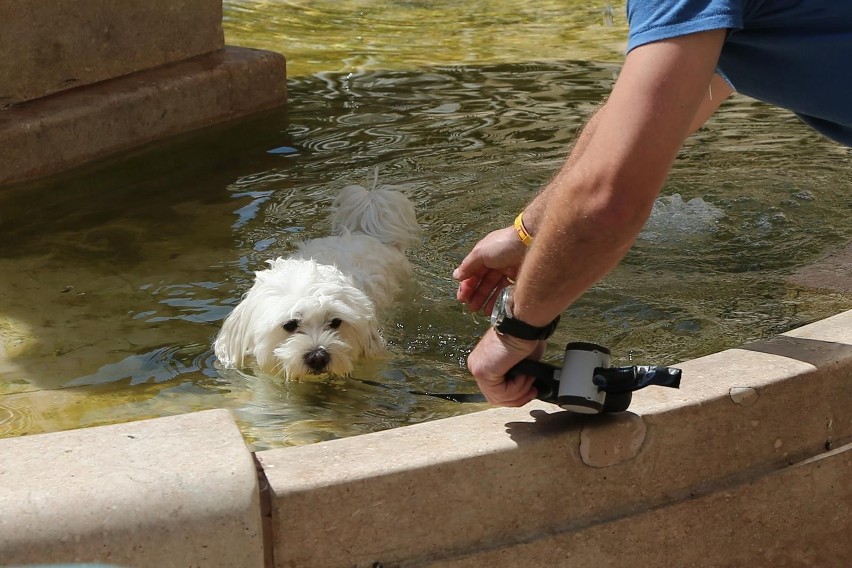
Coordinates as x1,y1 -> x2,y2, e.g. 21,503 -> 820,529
223,0 -> 628,77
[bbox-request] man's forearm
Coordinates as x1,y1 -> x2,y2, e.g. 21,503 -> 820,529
522,106 -> 603,230
508,104 -> 641,327
512,181 -> 643,327
512,81 -> 730,328
523,73 -> 729,234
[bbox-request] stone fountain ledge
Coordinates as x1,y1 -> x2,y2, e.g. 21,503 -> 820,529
0,0 -> 286,187
1,308 -> 850,567
0,46 -> 286,187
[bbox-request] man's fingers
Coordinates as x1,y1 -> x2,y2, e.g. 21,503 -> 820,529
484,374 -> 537,406
466,271 -> 507,313
481,276 -> 511,314
452,252 -> 482,283
456,270 -> 505,311
456,275 -> 482,303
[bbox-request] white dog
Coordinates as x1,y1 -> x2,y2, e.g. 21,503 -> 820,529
213,179 -> 420,379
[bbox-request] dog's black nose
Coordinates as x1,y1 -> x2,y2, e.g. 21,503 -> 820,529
304,347 -> 331,373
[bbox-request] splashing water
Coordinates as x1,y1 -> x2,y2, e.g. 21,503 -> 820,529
641,194 -> 726,243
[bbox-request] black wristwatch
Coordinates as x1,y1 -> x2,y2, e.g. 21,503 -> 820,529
490,286 -> 560,341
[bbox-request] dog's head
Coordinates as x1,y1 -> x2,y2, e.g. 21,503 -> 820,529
214,258 -> 387,379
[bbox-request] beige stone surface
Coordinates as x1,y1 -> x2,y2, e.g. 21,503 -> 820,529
0,409 -> 264,567
578,411 -> 646,468
259,309 -> 852,567
435,441 -> 852,567
0,0 -> 224,106
0,46 -> 287,186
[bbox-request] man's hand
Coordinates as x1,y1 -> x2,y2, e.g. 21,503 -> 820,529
453,226 -> 527,314
467,328 -> 546,406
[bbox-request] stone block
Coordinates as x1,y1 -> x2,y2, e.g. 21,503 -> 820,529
0,0 -> 224,107
0,409 -> 264,567
0,46 -> 287,186
434,441 -> 852,567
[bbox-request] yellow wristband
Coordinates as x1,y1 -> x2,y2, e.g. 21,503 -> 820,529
513,212 -> 534,247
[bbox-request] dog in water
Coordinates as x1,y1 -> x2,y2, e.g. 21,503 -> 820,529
214,177 -> 420,379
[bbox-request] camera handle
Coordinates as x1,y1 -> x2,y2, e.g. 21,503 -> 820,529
507,358 -> 682,414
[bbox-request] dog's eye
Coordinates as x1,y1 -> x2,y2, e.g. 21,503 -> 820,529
282,319 -> 299,333
328,318 -> 343,329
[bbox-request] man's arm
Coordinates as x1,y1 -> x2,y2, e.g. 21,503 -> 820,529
522,72 -> 732,256
691,73 -> 733,133
455,62 -> 731,316
464,29 -> 728,406
512,30 -> 729,325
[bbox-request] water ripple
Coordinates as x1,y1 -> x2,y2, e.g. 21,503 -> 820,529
0,399 -> 35,437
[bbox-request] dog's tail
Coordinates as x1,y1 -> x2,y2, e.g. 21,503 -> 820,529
331,170 -> 421,252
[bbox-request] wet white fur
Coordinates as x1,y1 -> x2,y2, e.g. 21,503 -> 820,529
214,182 -> 420,379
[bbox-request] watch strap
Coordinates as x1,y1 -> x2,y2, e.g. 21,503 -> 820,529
496,314 -> 561,341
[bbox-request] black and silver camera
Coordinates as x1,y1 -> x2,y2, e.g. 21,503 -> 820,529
508,342 -> 682,414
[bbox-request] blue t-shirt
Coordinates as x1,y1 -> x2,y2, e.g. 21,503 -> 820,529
627,0 -> 852,146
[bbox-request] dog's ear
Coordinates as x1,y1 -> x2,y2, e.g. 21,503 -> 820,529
213,299 -> 254,368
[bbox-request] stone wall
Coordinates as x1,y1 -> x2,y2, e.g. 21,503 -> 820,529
0,0 -> 224,107
0,1 -> 286,186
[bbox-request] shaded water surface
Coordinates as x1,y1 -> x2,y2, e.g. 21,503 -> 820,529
0,2 -> 849,449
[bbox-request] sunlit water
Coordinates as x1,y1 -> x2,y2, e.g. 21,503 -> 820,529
1,1 -> 850,449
